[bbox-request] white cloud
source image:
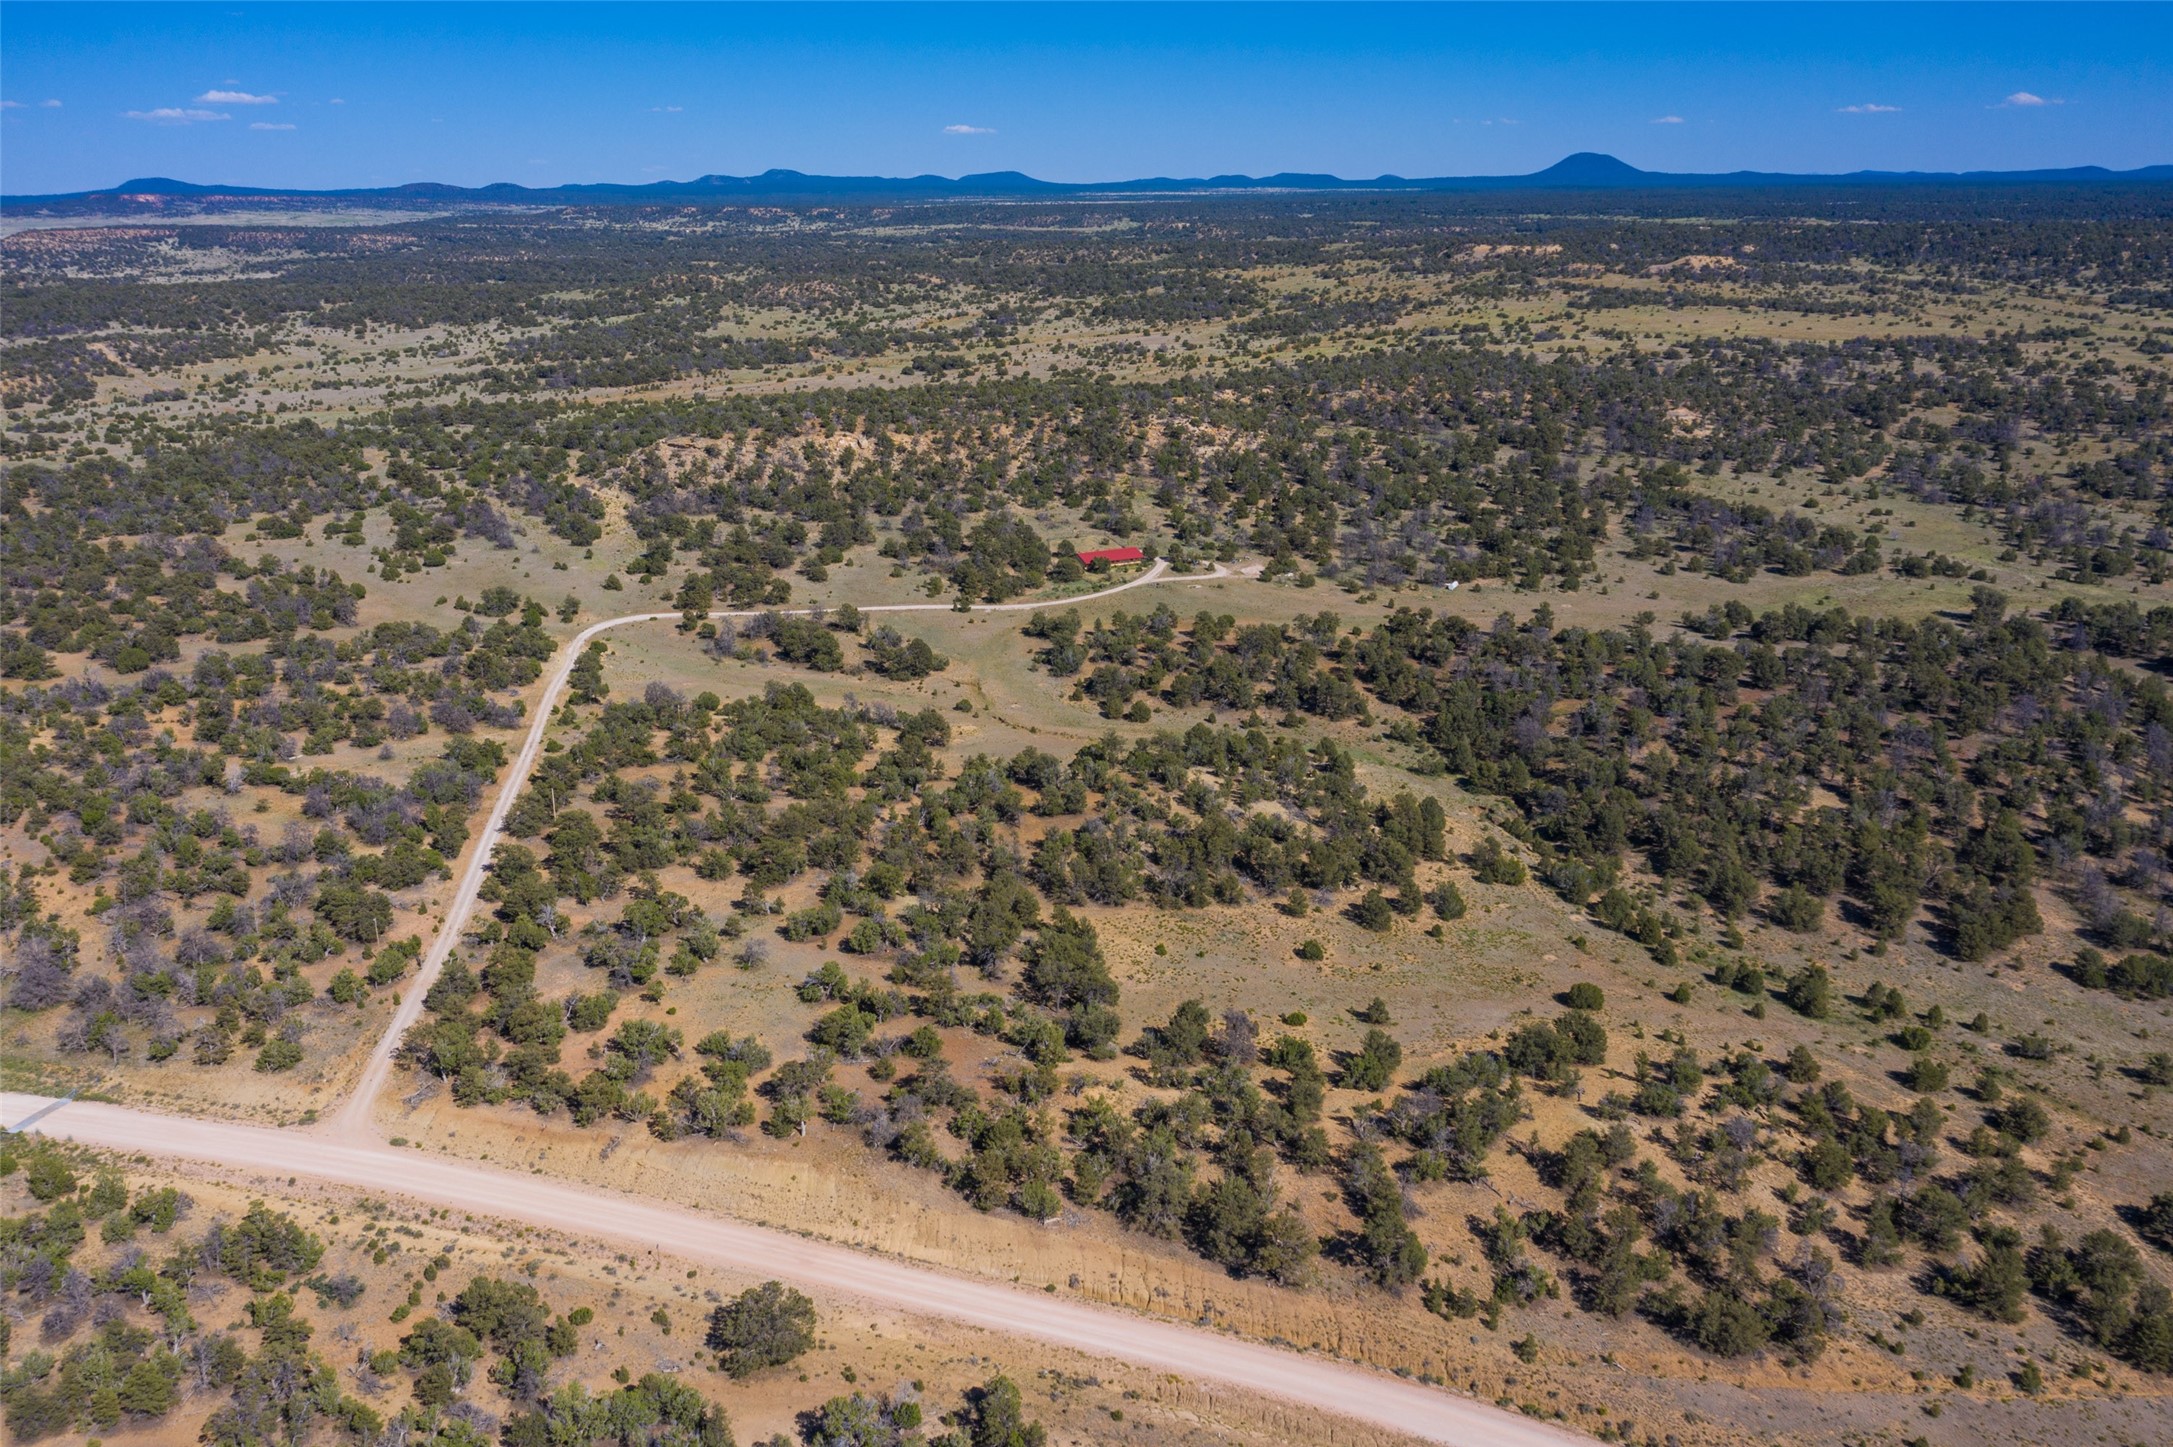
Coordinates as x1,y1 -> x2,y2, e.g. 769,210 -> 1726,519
197,89 -> 277,105
1836,103 -> 1901,114
1999,91 -> 2060,107
41,99 -> 61,108
250,121 -> 296,131
943,123 -> 995,135
0,101 -> 21,110
1651,115 -> 1685,125
124,107 -> 231,125
328,98 -> 346,105
649,105 -> 683,113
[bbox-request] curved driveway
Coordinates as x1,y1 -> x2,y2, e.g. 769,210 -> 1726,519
336,560 -> 1195,1134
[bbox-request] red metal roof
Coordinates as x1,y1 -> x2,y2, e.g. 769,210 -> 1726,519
1075,547 -> 1146,565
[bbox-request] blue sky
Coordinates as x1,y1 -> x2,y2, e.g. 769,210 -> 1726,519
2,3 -> 2166,194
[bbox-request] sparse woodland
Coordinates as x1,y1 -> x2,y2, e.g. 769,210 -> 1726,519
4,186 -> 2172,1444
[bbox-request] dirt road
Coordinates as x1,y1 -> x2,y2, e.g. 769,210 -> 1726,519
6,1092 -> 1586,1447
19,557 -> 1594,1444
333,558 -> 1210,1134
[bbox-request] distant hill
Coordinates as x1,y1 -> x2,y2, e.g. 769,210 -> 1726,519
8,153 -> 2172,210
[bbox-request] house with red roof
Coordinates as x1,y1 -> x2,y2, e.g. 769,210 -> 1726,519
1075,546 -> 1146,569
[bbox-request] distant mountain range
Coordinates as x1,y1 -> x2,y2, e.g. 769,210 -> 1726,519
8,153 -> 2172,208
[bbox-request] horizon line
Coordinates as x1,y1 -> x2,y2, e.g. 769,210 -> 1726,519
10,152 -> 2173,207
